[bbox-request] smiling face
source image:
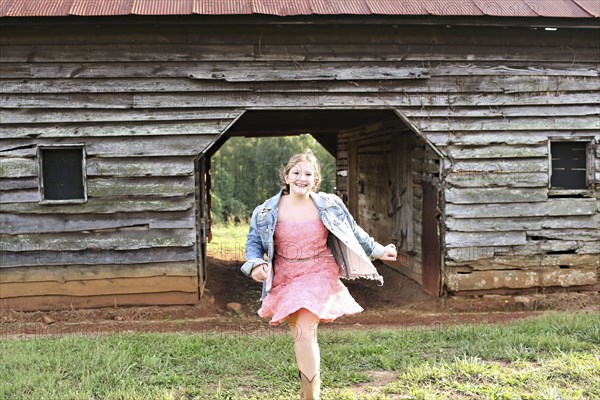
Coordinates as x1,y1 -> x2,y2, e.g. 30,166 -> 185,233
286,160 -> 318,196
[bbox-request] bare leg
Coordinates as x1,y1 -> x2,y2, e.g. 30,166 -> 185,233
288,308 -> 320,380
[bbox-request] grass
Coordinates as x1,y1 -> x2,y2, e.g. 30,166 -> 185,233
1,311 -> 598,399
207,223 -> 250,261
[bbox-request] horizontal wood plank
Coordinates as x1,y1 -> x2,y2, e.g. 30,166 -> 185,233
0,275 -> 198,298
0,196 -> 194,214
87,157 -> 194,178
445,231 -> 527,248
446,214 -> 600,231
446,215 -> 599,232
0,120 -> 230,139
444,145 -> 548,159
87,176 -> 195,198
406,105 -> 600,120
2,61 -> 595,80
448,159 -> 548,174
5,75 -> 596,93
134,92 -> 600,109
418,116 -> 600,133
0,261 -> 197,284
0,147 -> 37,158
0,61 -> 426,79
0,157 -> 37,178
0,44 -> 255,62
445,171 -> 548,188
0,190 -> 40,203
445,187 -> 548,204
0,136 -> 215,157
448,251 -> 600,268
0,209 -> 196,234
430,65 -> 599,77
0,291 -> 198,310
446,242 -> 599,263
446,266 -> 597,291
525,229 -> 599,241
0,177 -> 38,190
3,91 -> 597,109
428,130 -> 600,146
446,198 -> 598,218
2,43 -> 598,63
0,247 -> 196,268
1,92 -> 135,108
0,108 -> 243,124
1,228 -> 196,252
254,44 -> 600,63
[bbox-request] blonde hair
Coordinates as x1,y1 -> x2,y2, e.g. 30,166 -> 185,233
281,151 -> 321,195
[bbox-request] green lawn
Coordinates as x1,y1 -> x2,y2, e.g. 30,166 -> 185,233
1,311 -> 598,399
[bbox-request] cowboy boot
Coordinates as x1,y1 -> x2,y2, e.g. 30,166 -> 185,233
298,369 -> 320,400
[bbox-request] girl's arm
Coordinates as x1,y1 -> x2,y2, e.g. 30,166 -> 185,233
240,206 -> 268,277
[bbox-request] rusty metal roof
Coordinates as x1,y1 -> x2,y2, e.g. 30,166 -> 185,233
573,0 -> 600,16
0,0 -> 597,18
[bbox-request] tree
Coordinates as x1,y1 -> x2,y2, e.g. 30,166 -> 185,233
211,134 -> 335,223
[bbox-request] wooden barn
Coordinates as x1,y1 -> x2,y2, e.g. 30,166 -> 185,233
1,0 -> 598,310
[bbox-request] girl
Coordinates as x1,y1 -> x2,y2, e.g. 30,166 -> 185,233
241,152 -> 397,399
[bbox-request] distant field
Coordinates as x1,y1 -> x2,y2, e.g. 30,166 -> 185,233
207,223 -> 250,261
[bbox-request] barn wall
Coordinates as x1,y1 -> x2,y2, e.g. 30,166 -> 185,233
0,146 -> 204,309
1,19 -> 598,307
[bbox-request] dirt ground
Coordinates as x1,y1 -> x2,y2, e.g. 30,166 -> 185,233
1,256 -> 598,338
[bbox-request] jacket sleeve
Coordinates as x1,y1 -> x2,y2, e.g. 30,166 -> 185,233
240,205 -> 268,277
330,194 -> 386,260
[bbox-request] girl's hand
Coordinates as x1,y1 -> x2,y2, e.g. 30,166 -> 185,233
251,263 -> 268,282
380,244 -> 397,261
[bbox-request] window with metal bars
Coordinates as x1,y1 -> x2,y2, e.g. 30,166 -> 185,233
549,139 -> 597,195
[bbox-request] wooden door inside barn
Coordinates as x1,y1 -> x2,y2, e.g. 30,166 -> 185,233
194,155 -> 209,298
422,181 -> 442,296
337,117 -> 443,295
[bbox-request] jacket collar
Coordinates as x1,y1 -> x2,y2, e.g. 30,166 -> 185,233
262,189 -> 283,211
263,188 -> 335,212
309,190 -> 336,210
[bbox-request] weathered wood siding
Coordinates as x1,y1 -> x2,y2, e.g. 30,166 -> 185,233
1,19 -> 598,306
0,142 -> 204,308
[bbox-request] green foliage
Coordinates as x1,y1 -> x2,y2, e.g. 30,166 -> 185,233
210,134 -> 335,223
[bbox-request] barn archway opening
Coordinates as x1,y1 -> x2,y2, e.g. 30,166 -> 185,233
200,109 -> 444,308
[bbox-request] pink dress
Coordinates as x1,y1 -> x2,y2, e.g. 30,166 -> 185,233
257,218 -> 364,326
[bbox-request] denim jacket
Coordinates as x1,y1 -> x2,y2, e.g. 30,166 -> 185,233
241,189 -> 385,300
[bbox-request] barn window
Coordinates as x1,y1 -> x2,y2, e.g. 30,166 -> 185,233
549,139 -> 596,195
38,145 -> 87,203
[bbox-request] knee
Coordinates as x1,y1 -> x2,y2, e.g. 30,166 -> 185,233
292,322 -> 318,344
